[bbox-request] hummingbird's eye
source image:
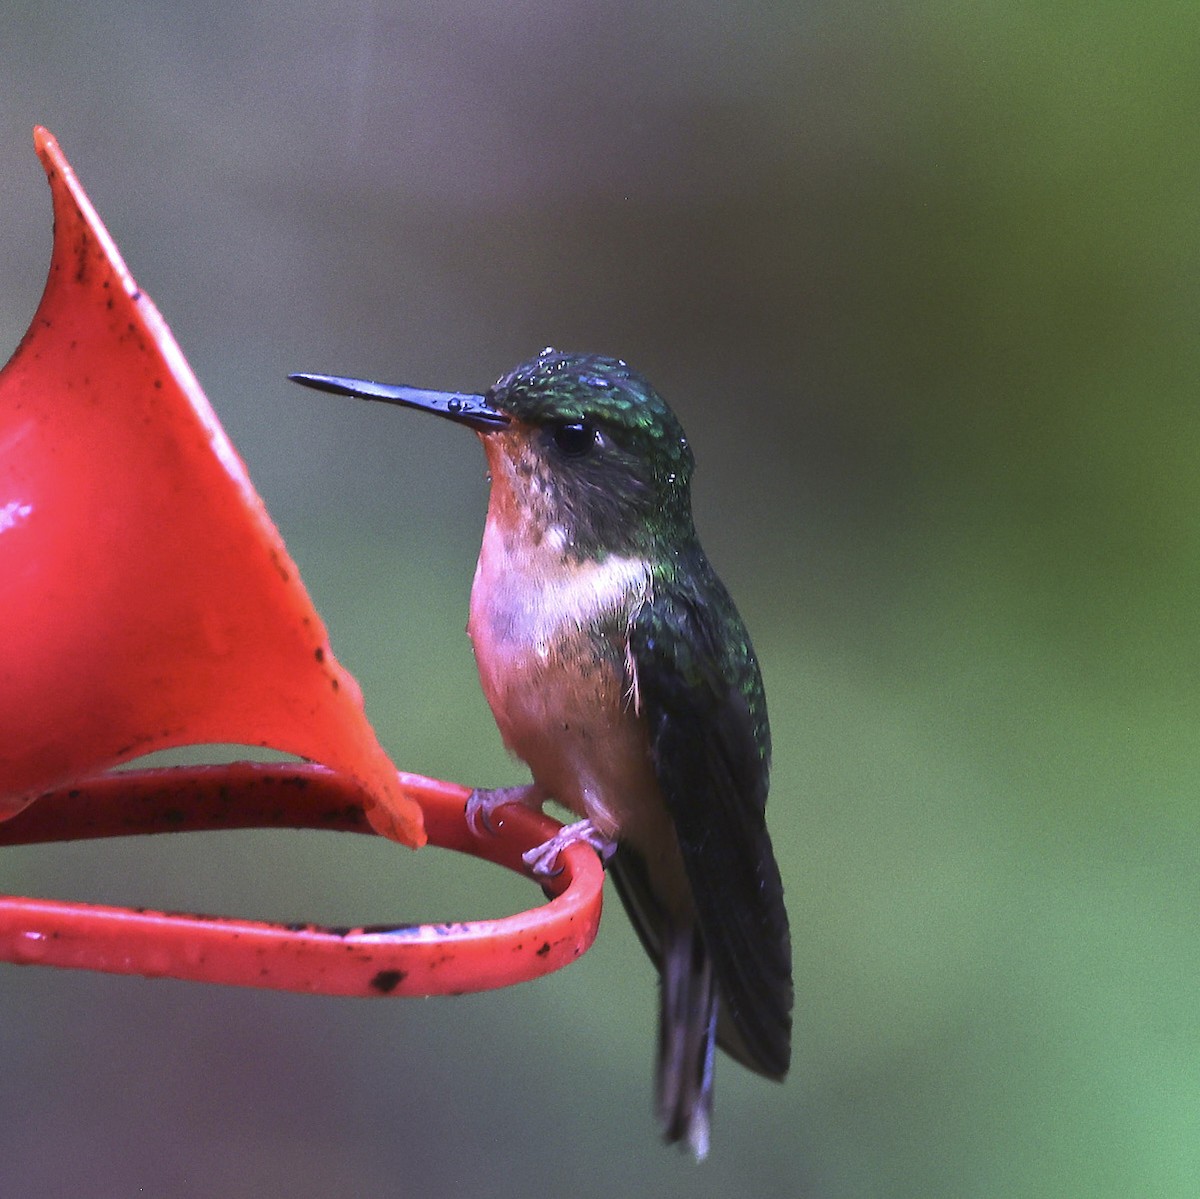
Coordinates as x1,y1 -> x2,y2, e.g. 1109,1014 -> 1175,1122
550,420 -> 597,457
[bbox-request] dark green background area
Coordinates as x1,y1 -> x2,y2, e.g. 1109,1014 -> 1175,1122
1,4 -> 1196,1195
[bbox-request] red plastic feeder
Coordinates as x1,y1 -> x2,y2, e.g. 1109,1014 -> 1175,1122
0,128 -> 603,996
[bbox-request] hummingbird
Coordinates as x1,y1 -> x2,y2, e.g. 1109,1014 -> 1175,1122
290,349 -> 792,1158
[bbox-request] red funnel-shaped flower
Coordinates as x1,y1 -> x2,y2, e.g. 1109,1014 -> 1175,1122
0,128 -> 424,847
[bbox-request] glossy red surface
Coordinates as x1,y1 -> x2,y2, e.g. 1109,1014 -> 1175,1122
0,128 -> 423,846
0,764 -> 603,995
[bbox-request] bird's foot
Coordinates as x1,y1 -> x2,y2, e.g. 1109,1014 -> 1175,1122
522,819 -> 618,878
465,784 -> 544,838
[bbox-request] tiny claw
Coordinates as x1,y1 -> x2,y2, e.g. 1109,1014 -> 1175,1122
465,784 -> 543,839
522,819 -> 618,878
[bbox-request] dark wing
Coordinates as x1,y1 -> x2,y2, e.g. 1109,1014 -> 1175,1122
625,560 -> 792,1079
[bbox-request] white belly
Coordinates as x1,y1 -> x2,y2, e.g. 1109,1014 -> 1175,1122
467,515 -> 664,842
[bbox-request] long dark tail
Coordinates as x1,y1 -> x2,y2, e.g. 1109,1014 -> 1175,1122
610,847 -> 721,1160
657,919 -> 718,1159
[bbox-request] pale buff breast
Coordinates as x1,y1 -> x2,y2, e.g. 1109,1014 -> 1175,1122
467,506 -> 658,830
467,430 -> 693,908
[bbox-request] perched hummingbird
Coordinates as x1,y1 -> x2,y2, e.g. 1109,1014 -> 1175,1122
291,349 -> 792,1158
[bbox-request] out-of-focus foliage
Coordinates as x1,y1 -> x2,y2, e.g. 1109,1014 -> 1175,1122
1,3 -> 1196,1195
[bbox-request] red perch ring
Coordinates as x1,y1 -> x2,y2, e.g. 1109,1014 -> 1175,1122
0,763 -> 604,996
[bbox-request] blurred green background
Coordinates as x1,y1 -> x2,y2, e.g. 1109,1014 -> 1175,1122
1,3 -> 1197,1196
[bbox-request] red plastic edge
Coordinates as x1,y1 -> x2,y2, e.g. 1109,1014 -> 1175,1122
0,765 -> 604,996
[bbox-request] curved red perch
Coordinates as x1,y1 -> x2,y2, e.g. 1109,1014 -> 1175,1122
0,765 -> 604,996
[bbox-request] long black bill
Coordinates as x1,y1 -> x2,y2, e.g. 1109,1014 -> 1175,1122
289,372 -> 510,432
